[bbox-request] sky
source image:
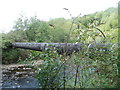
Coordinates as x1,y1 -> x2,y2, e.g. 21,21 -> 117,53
0,0 -> 119,33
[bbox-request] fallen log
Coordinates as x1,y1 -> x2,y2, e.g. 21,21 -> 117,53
11,42 -> 114,55
12,43 -> 83,55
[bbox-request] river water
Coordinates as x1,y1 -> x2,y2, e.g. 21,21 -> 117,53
2,64 -> 40,88
1,63 -> 79,88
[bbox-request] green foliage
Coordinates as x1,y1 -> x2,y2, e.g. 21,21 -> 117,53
2,36 -> 20,64
2,33 -> 29,64
1,7 -> 119,88
34,7 -> 119,88
34,44 -> 118,88
36,49 -> 63,88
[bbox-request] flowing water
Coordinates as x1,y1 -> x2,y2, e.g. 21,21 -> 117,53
2,64 -> 40,88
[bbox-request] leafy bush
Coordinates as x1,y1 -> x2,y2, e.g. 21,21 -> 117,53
2,33 -> 29,64
34,7 -> 118,88
36,49 -> 63,88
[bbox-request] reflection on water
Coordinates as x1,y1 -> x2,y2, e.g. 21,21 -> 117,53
2,64 -> 40,88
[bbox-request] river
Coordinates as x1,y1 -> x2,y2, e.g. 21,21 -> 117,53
2,63 -> 41,88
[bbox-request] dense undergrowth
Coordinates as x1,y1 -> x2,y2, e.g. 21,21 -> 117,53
35,45 -> 118,88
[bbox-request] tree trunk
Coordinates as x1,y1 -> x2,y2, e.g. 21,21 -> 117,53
11,42 -> 113,55
12,42 -> 83,55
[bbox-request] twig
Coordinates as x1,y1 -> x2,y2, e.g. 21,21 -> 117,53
74,65 -> 79,88
95,27 -> 106,38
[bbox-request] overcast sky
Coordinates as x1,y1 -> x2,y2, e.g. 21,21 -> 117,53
0,0 -> 119,33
